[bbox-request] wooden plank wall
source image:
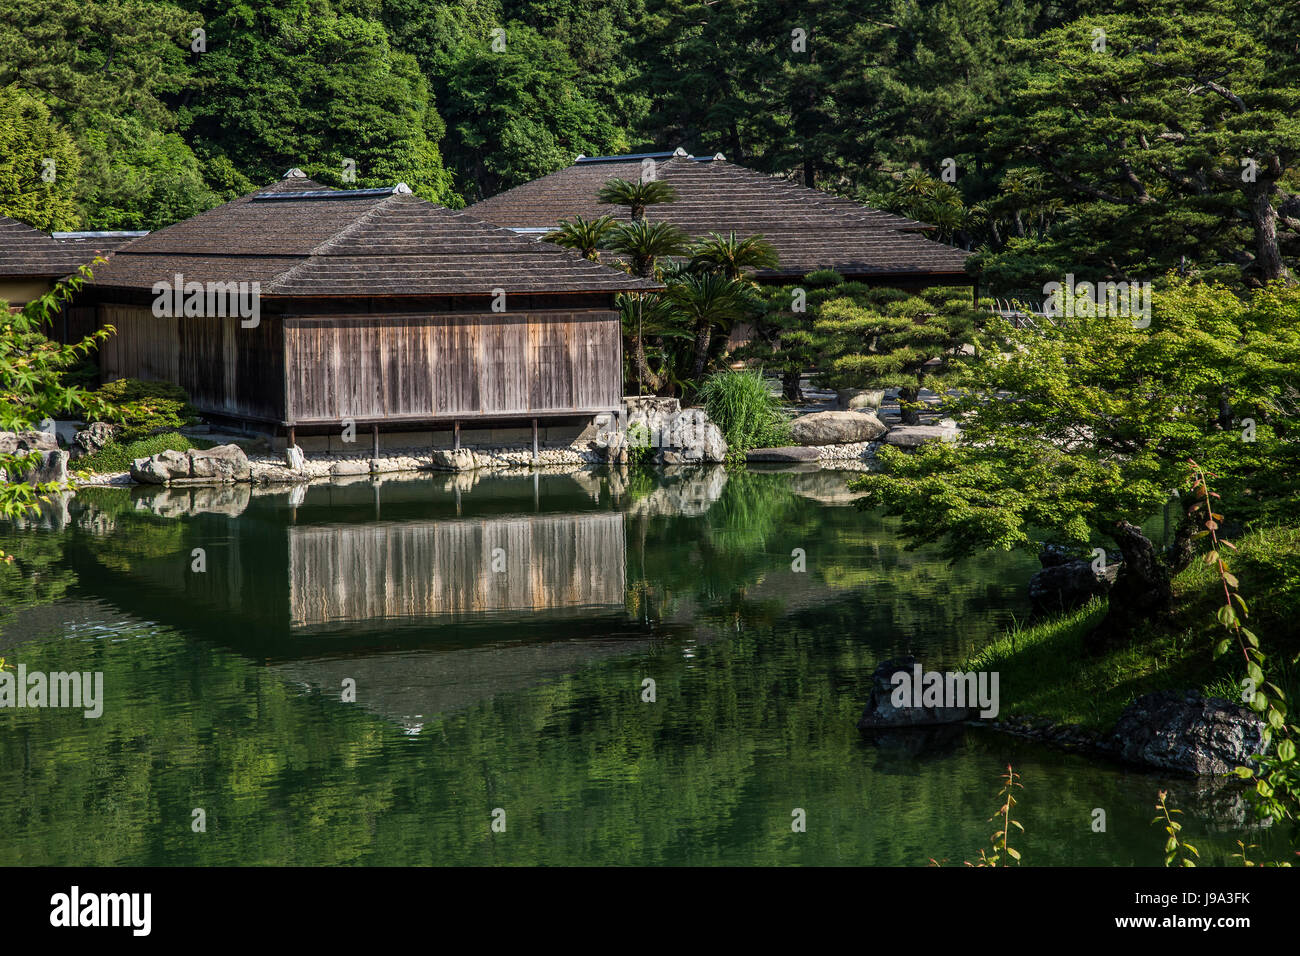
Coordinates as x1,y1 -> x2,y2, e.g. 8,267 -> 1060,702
284,310 -> 621,423
97,304 -> 284,421
287,512 -> 627,629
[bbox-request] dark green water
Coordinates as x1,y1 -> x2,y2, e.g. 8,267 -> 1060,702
0,467 -> 1278,865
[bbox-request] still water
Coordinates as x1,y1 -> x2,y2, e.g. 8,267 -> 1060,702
0,467 -> 1276,865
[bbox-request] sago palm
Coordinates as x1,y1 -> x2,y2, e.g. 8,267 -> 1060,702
597,177 -> 678,221
605,220 -> 690,278
689,232 -> 779,282
667,272 -> 752,381
544,214 -> 616,261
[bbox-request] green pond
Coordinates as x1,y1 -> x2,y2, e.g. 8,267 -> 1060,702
0,467 -> 1280,865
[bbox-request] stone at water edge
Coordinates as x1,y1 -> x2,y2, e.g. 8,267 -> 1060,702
130,449 -> 190,484
188,444 -> 251,482
857,656 -> 974,729
285,445 -> 306,471
429,448 -> 476,472
789,410 -> 888,446
882,423 -> 960,448
746,445 -> 821,463
1109,690 -> 1265,776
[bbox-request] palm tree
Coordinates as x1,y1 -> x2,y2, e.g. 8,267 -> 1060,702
616,292 -> 685,395
597,177 -> 678,221
667,272 -> 751,381
604,220 -> 690,279
544,214 -> 616,261
607,221 -> 690,396
689,232 -> 779,282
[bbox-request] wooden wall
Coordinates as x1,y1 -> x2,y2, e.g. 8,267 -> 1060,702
283,310 -> 622,424
97,304 -> 284,422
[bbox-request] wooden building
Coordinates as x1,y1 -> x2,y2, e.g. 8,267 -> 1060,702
79,171 -> 658,448
468,149 -> 974,288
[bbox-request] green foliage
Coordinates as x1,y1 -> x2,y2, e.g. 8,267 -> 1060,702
0,85 -> 81,230
808,284 -> 979,421
74,114 -> 220,231
0,0 -> 208,228
439,24 -> 632,201
853,281 -> 1300,561
695,370 -> 789,461
0,266 -> 113,517
1189,464 -> 1300,848
986,0 -> 1300,287
186,0 -> 458,205
92,378 -> 199,443
605,219 -> 690,279
1154,790 -> 1199,867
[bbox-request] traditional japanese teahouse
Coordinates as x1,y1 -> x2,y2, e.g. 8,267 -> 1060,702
76,170 -> 657,450
0,215 -> 144,307
468,149 -> 973,288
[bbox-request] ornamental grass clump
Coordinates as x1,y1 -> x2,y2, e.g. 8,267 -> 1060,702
696,370 -> 789,462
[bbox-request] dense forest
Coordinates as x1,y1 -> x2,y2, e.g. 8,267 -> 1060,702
2,0 -> 1299,291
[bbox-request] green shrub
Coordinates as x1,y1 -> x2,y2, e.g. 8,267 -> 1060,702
93,378 -> 199,441
626,420 -> 657,471
696,370 -> 790,461
802,269 -> 844,289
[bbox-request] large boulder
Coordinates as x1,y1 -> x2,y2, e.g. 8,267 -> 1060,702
70,422 -> 119,461
130,449 -> 190,484
662,410 -> 727,463
789,410 -> 887,446
1028,547 -> 1119,615
0,430 -> 59,455
429,448 -> 476,472
882,423 -> 960,448
1110,690 -> 1265,775
130,444 -> 249,484
187,444 -> 251,482
857,656 -> 974,730
15,449 -> 70,486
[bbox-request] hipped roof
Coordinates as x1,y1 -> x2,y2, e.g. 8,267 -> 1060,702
468,155 -> 973,281
89,176 -> 661,297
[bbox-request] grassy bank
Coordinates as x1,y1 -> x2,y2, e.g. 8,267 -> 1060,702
967,524 -> 1300,731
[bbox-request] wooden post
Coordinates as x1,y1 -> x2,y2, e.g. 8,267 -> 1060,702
453,420 -> 460,451
288,426 -> 295,449
372,424 -> 379,459
531,418 -> 539,463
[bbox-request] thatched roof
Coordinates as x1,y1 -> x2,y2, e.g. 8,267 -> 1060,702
468,152 -> 973,282
0,216 -> 140,279
90,173 -> 660,297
